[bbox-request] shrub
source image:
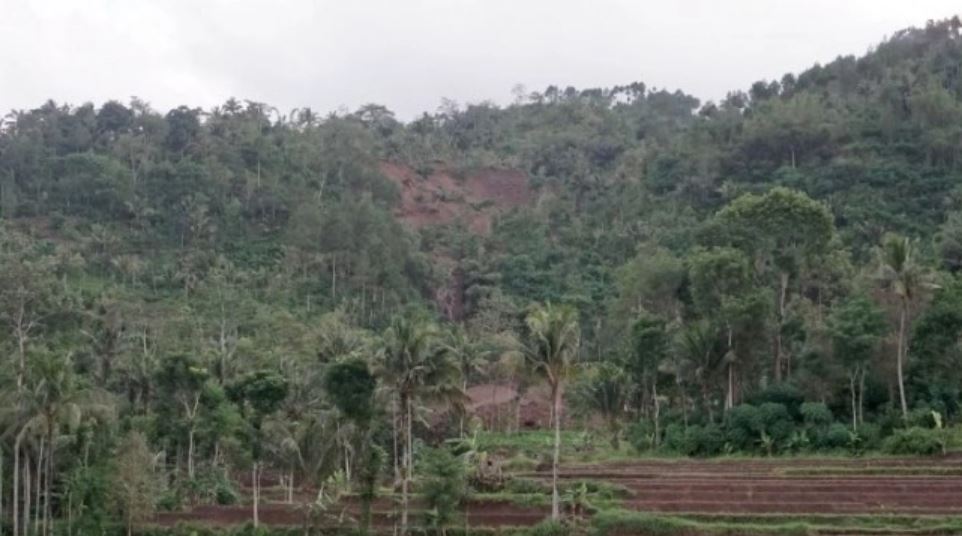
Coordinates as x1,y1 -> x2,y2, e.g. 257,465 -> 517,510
800,402 -> 833,427
504,477 -> 549,495
856,422 -> 882,450
816,422 -> 852,450
662,422 -> 687,453
907,407 -> 938,428
523,520 -> 570,536
626,420 -> 655,452
758,402 -> 794,444
419,447 -> 468,533
883,427 -> 945,455
747,383 -> 805,419
682,424 -> 725,457
726,404 -> 762,450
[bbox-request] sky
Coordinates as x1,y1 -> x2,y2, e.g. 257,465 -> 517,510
1,0 -> 960,120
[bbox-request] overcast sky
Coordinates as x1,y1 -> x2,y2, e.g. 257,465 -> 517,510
1,0 -> 960,120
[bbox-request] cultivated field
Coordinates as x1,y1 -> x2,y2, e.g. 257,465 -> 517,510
154,453 -> 962,534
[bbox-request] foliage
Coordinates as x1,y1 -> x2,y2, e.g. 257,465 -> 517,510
882,427 -> 945,455
419,447 -> 469,535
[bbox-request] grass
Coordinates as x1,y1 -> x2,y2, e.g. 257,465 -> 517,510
777,466 -> 962,476
590,510 -> 962,535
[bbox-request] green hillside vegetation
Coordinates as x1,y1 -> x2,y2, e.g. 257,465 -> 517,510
0,15 -> 961,536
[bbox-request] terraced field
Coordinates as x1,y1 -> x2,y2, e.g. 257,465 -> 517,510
549,456 -> 962,516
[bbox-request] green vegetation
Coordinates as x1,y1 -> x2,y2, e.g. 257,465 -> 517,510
591,510 -> 962,536
1,15 -> 962,536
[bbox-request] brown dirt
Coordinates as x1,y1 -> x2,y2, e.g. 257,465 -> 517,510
380,162 -> 534,320
466,383 -> 560,431
380,162 -> 533,235
539,456 -> 962,515
154,457 -> 962,531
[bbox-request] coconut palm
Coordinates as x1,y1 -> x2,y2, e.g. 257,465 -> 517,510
522,303 -> 580,521
2,352 -> 114,536
877,234 -> 933,420
442,326 -> 490,437
378,315 -> 462,534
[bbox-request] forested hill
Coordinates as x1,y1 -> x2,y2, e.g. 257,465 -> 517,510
0,19 -> 961,392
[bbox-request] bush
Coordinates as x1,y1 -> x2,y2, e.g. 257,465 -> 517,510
747,383 -> 805,419
523,520 -> 570,536
758,402 -> 794,444
419,447 -> 468,532
907,407 -> 938,428
799,402 -> 833,427
856,422 -> 882,450
816,423 -> 852,450
626,420 -> 655,452
726,404 -> 762,450
883,427 -> 945,455
504,477 -> 549,495
662,423 -> 687,453
683,424 -> 725,457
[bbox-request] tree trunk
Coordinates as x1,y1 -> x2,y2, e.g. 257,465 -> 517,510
652,379 -> 661,448
287,468 -> 294,503
23,455 -> 30,536
726,363 -> 735,412
331,255 -> 337,300
13,436 -> 21,536
850,373 -> 858,431
252,462 -> 260,528
187,428 -> 195,480
34,441 -> 42,536
858,371 -> 866,426
45,425 -> 54,536
775,271 -> 789,383
400,393 -> 410,534
1,448 -> 4,536
550,382 -> 562,521
896,302 -> 909,420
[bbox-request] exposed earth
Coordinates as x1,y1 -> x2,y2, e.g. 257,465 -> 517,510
154,454 -> 962,533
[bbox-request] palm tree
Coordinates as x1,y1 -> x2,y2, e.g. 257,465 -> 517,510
378,315 -> 461,534
572,363 -> 627,449
443,326 -> 490,437
523,303 -> 580,520
878,234 -> 932,420
2,352 -> 114,536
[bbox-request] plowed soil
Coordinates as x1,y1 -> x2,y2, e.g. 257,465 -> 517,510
153,455 -> 962,531
545,456 -> 962,515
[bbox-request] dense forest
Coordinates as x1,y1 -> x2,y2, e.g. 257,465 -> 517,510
1,16 -> 962,536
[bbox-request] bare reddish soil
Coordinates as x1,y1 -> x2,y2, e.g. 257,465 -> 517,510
379,162 -> 533,234
465,383 -> 559,430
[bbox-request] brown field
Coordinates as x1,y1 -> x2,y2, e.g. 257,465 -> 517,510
153,454 -> 962,532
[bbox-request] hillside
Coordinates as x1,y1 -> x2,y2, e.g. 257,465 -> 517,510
2,16 -> 962,536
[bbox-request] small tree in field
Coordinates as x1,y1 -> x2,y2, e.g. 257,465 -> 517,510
523,303 -> 580,520
111,432 -> 159,536
420,447 -> 468,536
228,370 -> 289,528
324,358 -> 378,534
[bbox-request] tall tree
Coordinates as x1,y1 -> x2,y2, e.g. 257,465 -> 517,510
829,295 -> 886,429
523,303 -> 580,520
378,315 -> 461,534
628,314 -> 670,442
713,187 -> 834,382
877,234 -> 932,420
